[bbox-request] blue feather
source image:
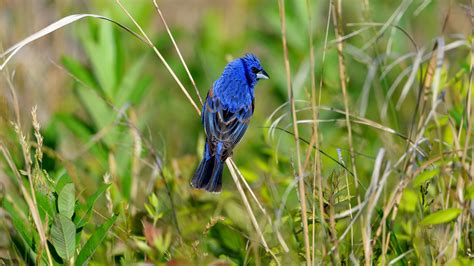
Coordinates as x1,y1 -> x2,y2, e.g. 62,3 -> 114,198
191,53 -> 268,192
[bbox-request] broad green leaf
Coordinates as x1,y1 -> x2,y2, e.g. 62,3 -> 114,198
55,173 -> 73,193
58,183 -> 75,218
51,214 -> 76,261
412,168 -> 439,187
75,215 -> 117,266
74,183 -> 111,228
420,208 -> 462,226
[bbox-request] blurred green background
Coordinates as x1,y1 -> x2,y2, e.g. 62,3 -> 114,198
0,0 -> 472,265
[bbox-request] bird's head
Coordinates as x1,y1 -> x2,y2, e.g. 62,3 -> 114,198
216,53 -> 269,92
241,53 -> 269,84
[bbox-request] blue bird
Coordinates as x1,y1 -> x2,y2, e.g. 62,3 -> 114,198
191,53 -> 269,192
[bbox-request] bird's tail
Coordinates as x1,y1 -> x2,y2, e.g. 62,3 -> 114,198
191,155 -> 224,193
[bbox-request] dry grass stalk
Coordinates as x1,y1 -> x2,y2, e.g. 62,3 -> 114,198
305,0 -> 332,262
115,0 -> 201,115
304,0 -> 325,261
331,0 -> 359,189
0,14 -> 147,71
229,160 -> 289,253
462,1 -> 474,174
103,173 -> 113,216
362,149 -> 388,263
331,0 -> 363,262
1,71 -> 54,265
226,159 -> 280,265
0,142 -> 53,265
328,188 -> 340,263
371,40 -> 444,248
152,0 -> 203,106
130,110 -> 142,214
277,0 -> 311,264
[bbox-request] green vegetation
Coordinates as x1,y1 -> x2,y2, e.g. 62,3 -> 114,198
0,0 -> 473,265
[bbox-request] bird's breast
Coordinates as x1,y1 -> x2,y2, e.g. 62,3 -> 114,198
214,80 -> 254,112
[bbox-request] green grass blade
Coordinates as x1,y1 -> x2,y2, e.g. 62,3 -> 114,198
74,183 -> 111,228
75,215 -> 117,266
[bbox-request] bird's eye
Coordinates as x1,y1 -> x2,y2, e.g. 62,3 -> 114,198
251,67 -> 259,73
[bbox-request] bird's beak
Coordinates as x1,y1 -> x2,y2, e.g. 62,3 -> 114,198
256,69 -> 269,80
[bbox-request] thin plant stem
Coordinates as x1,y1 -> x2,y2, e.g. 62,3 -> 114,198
332,0 -> 358,192
2,71 -> 54,265
331,0 -> 360,261
229,160 -> 290,252
278,0 -> 311,265
152,0 -> 203,106
304,0 -> 325,262
226,159 -> 280,265
115,0 -> 201,115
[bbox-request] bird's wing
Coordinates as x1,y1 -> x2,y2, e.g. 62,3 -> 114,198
202,88 -> 254,154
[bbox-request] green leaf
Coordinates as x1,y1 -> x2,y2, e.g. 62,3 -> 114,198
81,19 -> 117,99
466,183 -> 474,200
74,183 -> 111,228
55,173 -> 73,193
399,189 -> 418,213
128,76 -> 152,105
36,191 -> 56,222
58,183 -> 75,219
420,208 -> 462,226
61,56 -> 98,89
54,114 -> 92,141
75,215 -> 117,266
413,168 -> 439,187
76,86 -> 118,147
51,214 -> 76,261
115,55 -> 148,106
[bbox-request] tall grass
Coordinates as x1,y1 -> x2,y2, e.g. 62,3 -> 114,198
1,0 -> 473,265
